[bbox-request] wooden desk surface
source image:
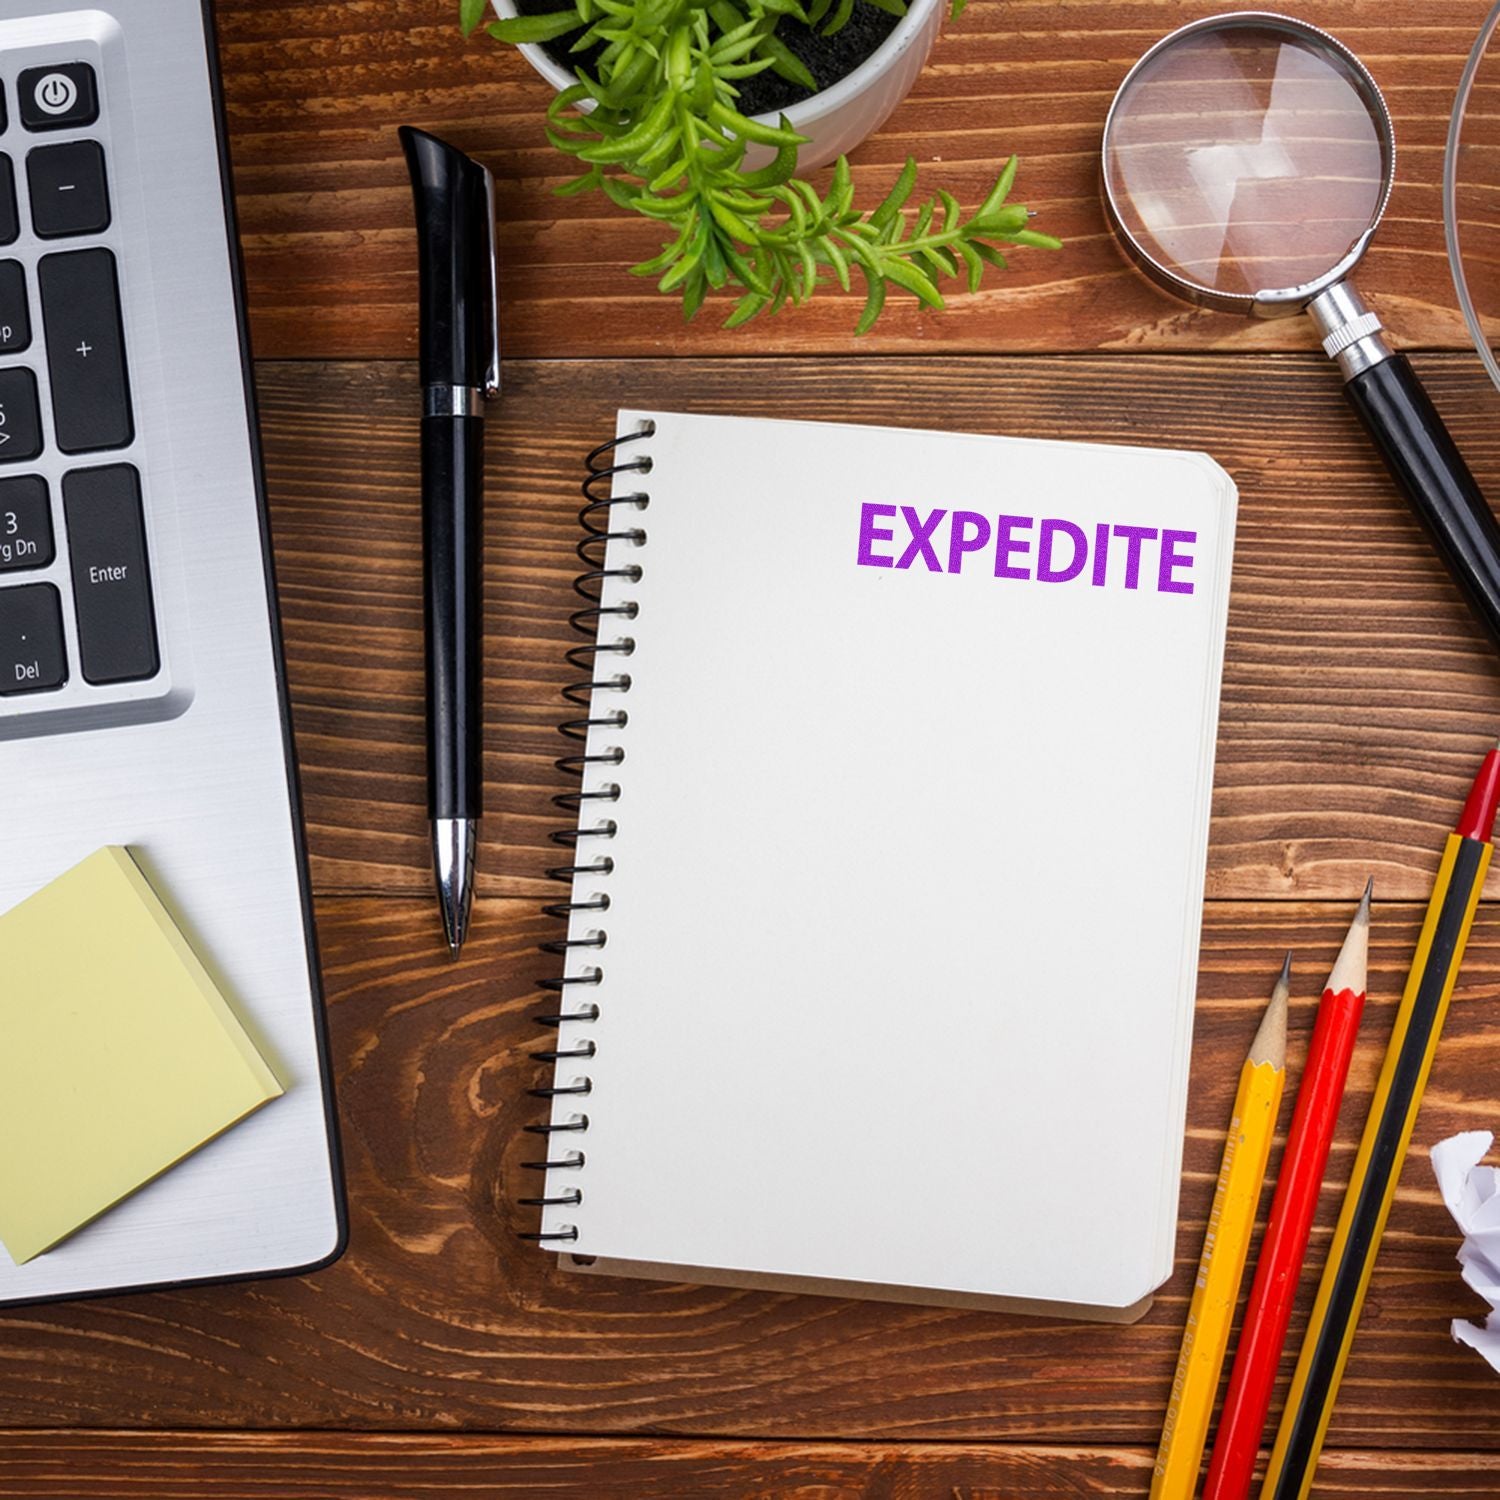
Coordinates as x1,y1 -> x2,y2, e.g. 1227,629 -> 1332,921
4,2 -> 1500,1495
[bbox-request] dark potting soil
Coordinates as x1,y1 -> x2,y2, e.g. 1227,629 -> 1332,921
510,0 -> 901,118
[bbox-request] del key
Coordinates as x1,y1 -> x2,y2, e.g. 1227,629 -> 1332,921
40,247 -> 133,453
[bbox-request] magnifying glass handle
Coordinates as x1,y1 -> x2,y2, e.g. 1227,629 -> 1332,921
1343,353 -> 1500,647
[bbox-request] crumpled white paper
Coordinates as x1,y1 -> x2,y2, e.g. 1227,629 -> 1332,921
1431,1131 -> 1500,1373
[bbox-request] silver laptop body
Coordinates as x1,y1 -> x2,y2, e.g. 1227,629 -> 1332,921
0,0 -> 345,1304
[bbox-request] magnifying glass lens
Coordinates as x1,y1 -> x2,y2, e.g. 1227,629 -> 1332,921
1104,22 -> 1390,297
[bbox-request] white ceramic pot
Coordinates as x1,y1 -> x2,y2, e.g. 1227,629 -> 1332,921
492,0 -> 943,170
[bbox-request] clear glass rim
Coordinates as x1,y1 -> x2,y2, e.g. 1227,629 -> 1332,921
1445,0 -> 1500,396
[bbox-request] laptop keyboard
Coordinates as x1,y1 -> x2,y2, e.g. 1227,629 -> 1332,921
0,59 -> 159,699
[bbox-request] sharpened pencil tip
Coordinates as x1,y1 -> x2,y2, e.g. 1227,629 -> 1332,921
1251,956 -> 1291,1068
1326,882 -> 1373,998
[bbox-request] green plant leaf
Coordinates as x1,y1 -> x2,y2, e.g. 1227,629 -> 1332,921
880,255 -> 944,308
719,58 -> 780,80
659,218 -> 706,291
600,173 -> 641,209
659,256 -> 700,294
633,188 -> 699,217
793,178 -> 824,221
719,235 -> 770,293
919,245 -> 959,278
708,100 -> 806,147
719,193 -> 776,214
578,90 -> 676,162
869,157 -> 918,230
548,82 -> 594,118
976,156 -> 1018,220
631,218 -> 696,275
487,11 -> 582,43
738,137 -> 800,189
821,0 -> 855,34
971,203 -> 1028,234
702,231 -> 728,288
554,167 -> 604,197
760,34 -> 816,90
722,290 -> 769,327
956,239 -> 984,292
460,0 -> 490,37
1007,228 -> 1062,249
796,239 -> 818,297
648,155 -> 691,191
824,154 -> 854,219
854,269 -> 886,334
637,116 -> 686,166
597,45 -> 657,106
709,196 -> 761,244
822,235 -> 850,291
710,18 -> 767,64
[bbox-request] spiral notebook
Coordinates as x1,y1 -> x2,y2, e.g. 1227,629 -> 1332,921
529,410 -> 1237,1320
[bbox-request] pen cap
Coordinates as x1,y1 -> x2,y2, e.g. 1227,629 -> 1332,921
399,127 -> 497,393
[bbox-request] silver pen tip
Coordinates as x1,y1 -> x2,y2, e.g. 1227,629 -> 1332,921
433,817 -> 477,958
444,909 -> 467,959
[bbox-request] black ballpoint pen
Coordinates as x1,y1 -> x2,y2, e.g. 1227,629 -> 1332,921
400,128 -> 499,955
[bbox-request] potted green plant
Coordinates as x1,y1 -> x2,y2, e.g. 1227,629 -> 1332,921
461,0 -> 1057,330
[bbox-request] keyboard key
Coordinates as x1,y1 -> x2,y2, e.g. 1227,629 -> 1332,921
0,582 -> 66,694
18,64 -> 99,132
0,476 -> 52,571
0,369 -> 43,464
28,141 -> 110,238
64,465 -> 158,683
0,262 -> 29,354
39,248 -> 132,453
0,157 -> 15,247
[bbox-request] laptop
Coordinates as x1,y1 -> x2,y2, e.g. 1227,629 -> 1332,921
0,0 -> 346,1302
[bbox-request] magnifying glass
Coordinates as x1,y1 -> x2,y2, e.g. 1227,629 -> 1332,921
1103,11 -> 1500,649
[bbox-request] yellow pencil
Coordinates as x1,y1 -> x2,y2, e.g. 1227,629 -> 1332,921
1152,956 -> 1289,1500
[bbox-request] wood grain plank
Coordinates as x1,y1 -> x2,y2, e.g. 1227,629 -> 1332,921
0,895 -> 1495,1442
215,0 -> 1490,359
1,1433 -> 1498,1498
256,354 -> 1500,903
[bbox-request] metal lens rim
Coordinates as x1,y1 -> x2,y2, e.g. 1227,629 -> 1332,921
1444,0 -> 1500,397
1100,9 -> 1397,316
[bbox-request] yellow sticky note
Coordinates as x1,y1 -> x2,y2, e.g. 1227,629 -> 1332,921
0,847 -> 282,1264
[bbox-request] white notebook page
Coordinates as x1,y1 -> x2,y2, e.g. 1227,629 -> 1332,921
540,410 -> 1237,1311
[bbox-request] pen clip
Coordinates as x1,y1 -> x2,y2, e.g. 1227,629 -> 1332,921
482,163 -> 501,401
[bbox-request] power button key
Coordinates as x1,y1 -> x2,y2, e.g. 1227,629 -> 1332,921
18,64 -> 98,132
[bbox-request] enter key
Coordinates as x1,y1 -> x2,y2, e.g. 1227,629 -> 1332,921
63,464 -> 159,684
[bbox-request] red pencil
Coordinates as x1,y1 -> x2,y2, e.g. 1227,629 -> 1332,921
1201,881 -> 1372,1500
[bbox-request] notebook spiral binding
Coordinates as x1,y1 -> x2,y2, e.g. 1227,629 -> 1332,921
517,419 -> 654,1246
